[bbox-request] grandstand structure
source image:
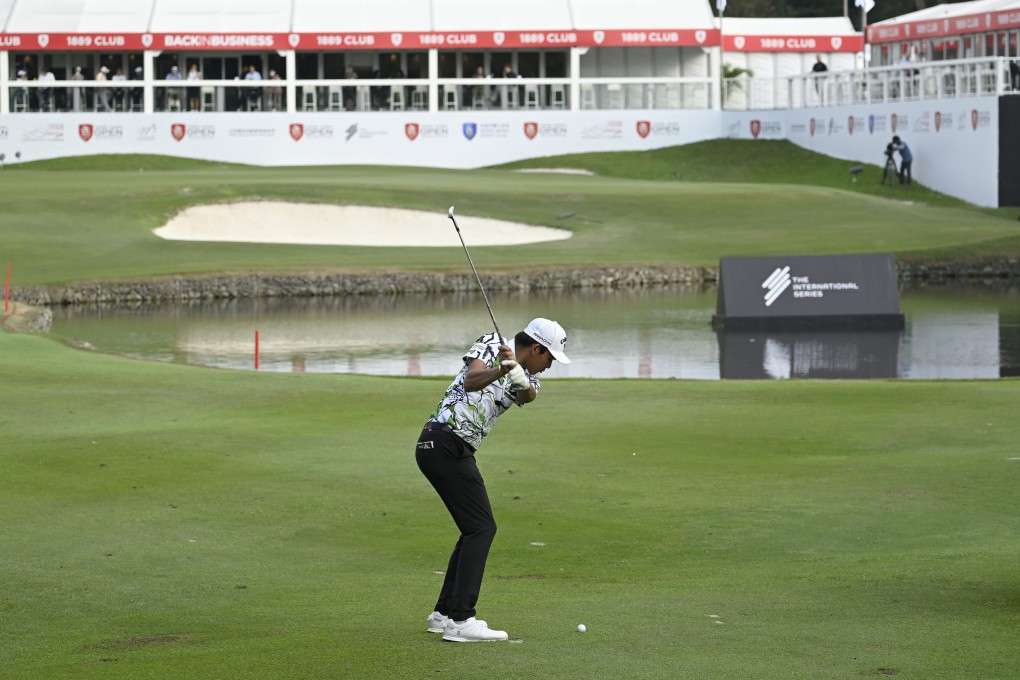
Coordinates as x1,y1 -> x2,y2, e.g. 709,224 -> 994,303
0,0 -> 1016,207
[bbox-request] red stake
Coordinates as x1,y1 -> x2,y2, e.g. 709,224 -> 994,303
255,329 -> 260,370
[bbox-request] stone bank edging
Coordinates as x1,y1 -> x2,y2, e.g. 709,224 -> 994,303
10,266 -> 714,306
8,261 -> 1019,307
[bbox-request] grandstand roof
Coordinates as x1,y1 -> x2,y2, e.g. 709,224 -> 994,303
719,16 -> 861,52
0,2 -> 863,53
2,0 -> 716,33
868,0 -> 1020,43
720,17 -> 857,36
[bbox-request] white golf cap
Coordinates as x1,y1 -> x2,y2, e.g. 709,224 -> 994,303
525,318 -> 570,364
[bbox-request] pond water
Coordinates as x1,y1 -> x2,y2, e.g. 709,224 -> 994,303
50,283 -> 1020,380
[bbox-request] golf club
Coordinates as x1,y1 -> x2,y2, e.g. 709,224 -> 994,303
448,206 -> 505,345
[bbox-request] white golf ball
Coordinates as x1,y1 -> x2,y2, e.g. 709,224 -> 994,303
577,624 -> 586,633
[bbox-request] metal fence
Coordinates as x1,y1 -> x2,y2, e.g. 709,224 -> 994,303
724,57 -> 1020,111
4,76 -> 716,114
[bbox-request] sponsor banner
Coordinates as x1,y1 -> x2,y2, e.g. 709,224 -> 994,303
1,33 -> 288,51
726,117 -> 783,139
723,35 -> 862,52
1,33 -> 148,50
153,34 -> 288,50
869,8 -> 1020,43
302,29 -> 721,50
0,111 -> 718,170
1,107 -> 1000,207
77,124 -> 125,142
1,29 -> 721,51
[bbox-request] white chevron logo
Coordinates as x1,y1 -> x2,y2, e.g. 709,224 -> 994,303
762,266 -> 791,307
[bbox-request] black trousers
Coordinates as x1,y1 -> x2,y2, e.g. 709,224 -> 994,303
416,426 -> 497,622
899,160 -> 912,185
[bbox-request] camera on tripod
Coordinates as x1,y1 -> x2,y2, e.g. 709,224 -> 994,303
881,143 -> 899,186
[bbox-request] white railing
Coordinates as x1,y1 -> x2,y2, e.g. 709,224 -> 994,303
724,57 -> 1020,111
3,76 -> 715,114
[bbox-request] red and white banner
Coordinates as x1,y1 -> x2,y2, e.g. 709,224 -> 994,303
0,33 -> 288,51
0,29 -> 723,51
869,8 -> 1020,43
0,33 -> 149,50
723,35 -> 862,52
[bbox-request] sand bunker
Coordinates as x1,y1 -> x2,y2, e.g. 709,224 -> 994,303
154,202 -> 572,247
512,168 -> 595,176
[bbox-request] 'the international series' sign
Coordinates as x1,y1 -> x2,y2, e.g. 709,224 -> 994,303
712,253 -> 905,331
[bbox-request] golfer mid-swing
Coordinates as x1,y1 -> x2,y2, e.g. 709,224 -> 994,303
416,318 -> 570,642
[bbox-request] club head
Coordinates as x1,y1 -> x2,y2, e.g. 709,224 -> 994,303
448,206 -> 455,219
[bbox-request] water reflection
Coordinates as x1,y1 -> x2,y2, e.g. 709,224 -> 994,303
718,331 -> 901,379
50,283 -> 1020,380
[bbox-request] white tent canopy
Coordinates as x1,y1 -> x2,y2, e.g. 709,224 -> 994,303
5,0 -> 151,32
4,0 -> 718,33
153,0 -> 292,33
872,0 -> 1020,26
720,17 -> 857,37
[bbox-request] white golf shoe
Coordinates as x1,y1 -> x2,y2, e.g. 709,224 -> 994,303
427,611 -> 449,633
442,617 -> 509,642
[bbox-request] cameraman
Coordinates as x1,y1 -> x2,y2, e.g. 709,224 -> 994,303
891,135 -> 912,185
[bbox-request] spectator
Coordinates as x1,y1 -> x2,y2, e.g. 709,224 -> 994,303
186,64 -> 202,111
469,65 -> 486,108
891,135 -> 913,185
343,64 -> 357,110
244,64 -> 262,110
95,65 -> 111,111
387,63 -> 405,109
38,66 -> 56,111
70,66 -> 85,112
496,63 -> 517,108
268,69 -> 283,111
111,68 -> 127,111
12,69 -> 28,112
165,65 -> 183,110
811,55 -> 827,100
370,68 -> 384,109
130,66 -> 144,111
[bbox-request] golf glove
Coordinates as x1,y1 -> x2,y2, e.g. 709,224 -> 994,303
507,363 -> 530,390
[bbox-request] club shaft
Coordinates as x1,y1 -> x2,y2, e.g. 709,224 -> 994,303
449,215 -> 504,345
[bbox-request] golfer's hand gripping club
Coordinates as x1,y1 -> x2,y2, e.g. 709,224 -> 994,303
506,362 -> 530,390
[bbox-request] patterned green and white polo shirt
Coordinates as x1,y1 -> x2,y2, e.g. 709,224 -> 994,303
428,332 -> 541,451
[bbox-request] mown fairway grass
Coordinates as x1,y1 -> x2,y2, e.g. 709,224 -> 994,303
2,145 -> 1019,678
1,330 -> 1018,679
2,142 -> 1020,288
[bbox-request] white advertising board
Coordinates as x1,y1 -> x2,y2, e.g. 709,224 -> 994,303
0,110 -> 721,169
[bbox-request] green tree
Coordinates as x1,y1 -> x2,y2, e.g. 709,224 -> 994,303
721,0 -> 974,30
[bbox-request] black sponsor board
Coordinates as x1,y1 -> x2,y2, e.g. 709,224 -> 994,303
1000,96 -> 1020,208
712,253 -> 904,331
